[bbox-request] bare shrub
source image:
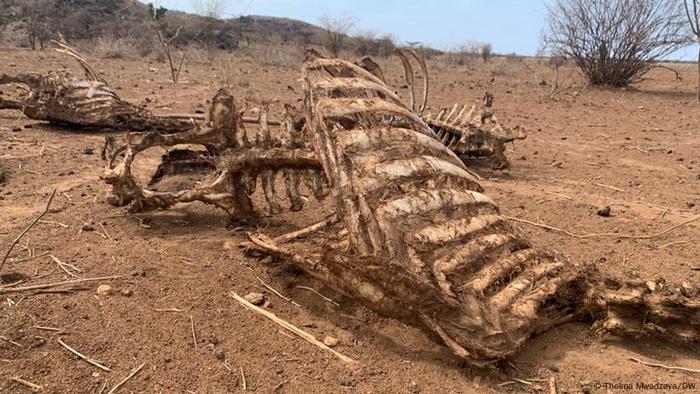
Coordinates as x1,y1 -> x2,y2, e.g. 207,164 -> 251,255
319,14 -> 357,57
241,43 -> 303,68
481,43 -> 493,62
542,0 -> 689,87
20,0 -> 53,50
93,37 -> 138,59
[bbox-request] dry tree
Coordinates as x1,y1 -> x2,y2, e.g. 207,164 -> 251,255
685,0 -> 700,101
318,14 -> 357,57
542,0 -> 689,87
147,4 -> 187,83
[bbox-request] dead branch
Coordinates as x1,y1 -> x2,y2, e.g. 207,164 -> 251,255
0,190 -> 56,273
230,291 -> 357,364
505,215 -> 699,240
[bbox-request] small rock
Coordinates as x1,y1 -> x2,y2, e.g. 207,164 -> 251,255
30,336 -> 47,348
96,284 -> 113,296
687,202 -> 696,208
323,335 -> 339,347
23,124 -> 32,129
91,372 -> 100,378
120,289 -> 133,297
409,381 -> 422,393
82,223 -> 95,232
11,125 -> 21,132
215,350 -> 226,360
83,147 -> 94,155
581,384 -> 593,394
0,170 -> 5,184
244,292 -> 265,305
597,206 -> 611,217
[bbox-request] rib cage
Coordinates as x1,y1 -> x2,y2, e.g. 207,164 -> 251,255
0,71 -> 197,132
294,52 -> 586,361
102,89 -> 328,217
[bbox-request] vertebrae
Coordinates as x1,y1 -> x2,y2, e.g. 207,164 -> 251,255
102,89 -> 327,217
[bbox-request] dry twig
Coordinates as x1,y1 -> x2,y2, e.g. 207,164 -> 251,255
1,190 -> 56,273
0,276 -> 120,294
190,315 -> 197,349
257,277 -> 301,307
10,376 -> 42,391
296,285 -> 340,306
628,357 -> 700,374
58,337 -> 111,371
505,215 -> 699,240
230,291 -> 357,364
107,362 -> 145,394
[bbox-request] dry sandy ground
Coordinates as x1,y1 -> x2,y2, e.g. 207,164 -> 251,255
1,47 -> 699,393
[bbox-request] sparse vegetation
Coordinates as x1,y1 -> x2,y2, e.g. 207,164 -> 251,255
318,14 -> 357,57
684,0 -> 700,101
542,0 -> 689,87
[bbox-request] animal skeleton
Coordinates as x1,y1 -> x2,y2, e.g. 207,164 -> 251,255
102,51 -> 697,364
0,39 -> 198,132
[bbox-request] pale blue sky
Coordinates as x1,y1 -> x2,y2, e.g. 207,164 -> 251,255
154,0 -> 697,59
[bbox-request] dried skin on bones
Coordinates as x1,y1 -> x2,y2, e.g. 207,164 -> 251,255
355,49 -> 526,169
102,89 -> 328,217
0,71 -> 198,132
247,52 -> 698,363
0,40 -> 198,132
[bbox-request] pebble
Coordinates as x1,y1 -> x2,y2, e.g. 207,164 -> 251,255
120,289 -> 133,297
96,284 -> 113,296
11,125 -> 21,132
82,223 -> 95,232
323,335 -> 339,347
596,206 -> 611,217
244,292 -> 265,306
215,350 -> 226,360
83,147 -> 94,155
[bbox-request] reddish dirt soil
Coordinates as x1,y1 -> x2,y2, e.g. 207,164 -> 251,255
1,48 -> 699,393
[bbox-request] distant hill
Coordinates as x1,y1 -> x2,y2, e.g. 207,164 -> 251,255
0,0 -> 331,50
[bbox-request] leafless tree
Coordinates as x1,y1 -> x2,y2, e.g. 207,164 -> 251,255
148,4 -> 187,83
542,0 -> 689,87
20,0 -> 52,50
685,0 -> 700,101
319,14 -> 357,57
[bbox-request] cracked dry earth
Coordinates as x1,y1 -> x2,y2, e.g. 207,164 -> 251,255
1,48 -> 699,393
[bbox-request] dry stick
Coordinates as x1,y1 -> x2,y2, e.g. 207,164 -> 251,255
628,357 -> 700,374
6,251 -> 49,264
256,277 -> 301,307
10,376 -> 42,391
593,182 -> 626,192
240,366 -> 247,391
107,362 -> 145,394
660,240 -> 690,248
153,308 -> 182,312
190,316 -> 197,349
296,285 -> 340,306
0,335 -> 22,347
505,215 -> 699,240
34,325 -> 63,332
0,276 -> 122,295
50,255 -> 79,278
0,190 -> 56,273
548,376 -> 559,394
99,223 -> 113,241
57,337 -> 111,372
230,291 -> 357,364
